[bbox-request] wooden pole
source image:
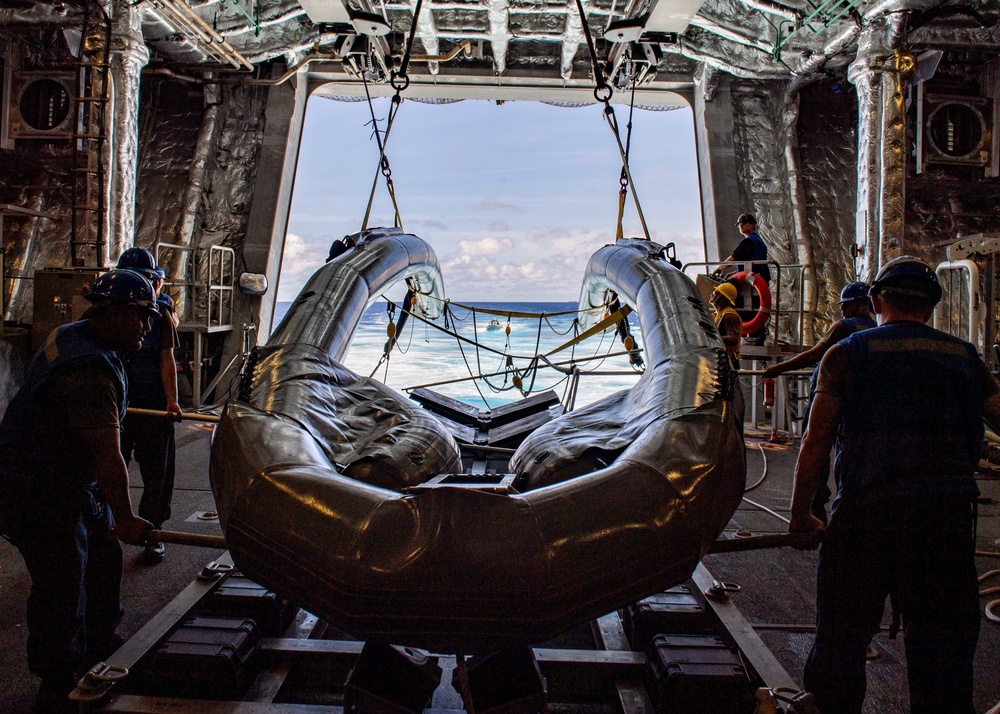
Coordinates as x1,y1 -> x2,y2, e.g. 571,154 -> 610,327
147,529 -> 227,549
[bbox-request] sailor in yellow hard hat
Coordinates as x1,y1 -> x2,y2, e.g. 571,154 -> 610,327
710,281 -> 742,370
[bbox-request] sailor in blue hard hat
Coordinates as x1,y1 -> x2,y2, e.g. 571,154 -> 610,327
837,281 -> 872,305
115,247 -> 159,281
789,255 -> 999,714
764,280 -> 876,523
0,269 -> 157,713
114,249 -> 182,564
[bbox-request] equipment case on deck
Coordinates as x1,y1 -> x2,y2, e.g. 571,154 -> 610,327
138,615 -> 261,699
623,581 -> 712,650
647,634 -> 754,714
201,571 -> 298,637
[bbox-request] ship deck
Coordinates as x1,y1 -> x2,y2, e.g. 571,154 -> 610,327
1,422 -> 999,712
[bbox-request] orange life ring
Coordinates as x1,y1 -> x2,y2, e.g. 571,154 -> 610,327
730,271 -> 772,335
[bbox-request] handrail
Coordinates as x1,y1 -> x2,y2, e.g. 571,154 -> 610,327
682,259 -> 808,350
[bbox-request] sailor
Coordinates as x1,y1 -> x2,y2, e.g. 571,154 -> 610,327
710,281 -> 742,371
0,270 -> 158,714
788,256 -> 1000,714
714,213 -> 771,283
153,265 -> 180,329
115,248 -> 182,564
763,281 -> 877,523
712,214 -> 771,345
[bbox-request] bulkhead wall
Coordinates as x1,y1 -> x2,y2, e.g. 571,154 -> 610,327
798,79 -> 860,328
134,79 -> 267,322
0,27 -> 78,325
903,52 -> 1000,265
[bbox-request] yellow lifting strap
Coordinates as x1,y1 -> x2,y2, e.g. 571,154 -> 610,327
544,305 -> 633,358
616,189 -> 627,241
386,179 -> 403,229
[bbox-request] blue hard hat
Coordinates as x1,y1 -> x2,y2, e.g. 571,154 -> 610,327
870,256 -> 942,306
154,266 -> 167,280
837,281 -> 871,304
86,270 -> 160,317
116,247 -> 158,280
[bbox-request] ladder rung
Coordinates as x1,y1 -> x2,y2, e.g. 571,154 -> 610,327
77,97 -> 108,103
73,133 -> 103,140
72,168 -> 102,174
73,206 -> 101,212
78,62 -> 110,68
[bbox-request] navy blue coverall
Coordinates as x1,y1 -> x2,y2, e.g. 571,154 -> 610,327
0,322 -> 128,689
119,294 -> 177,528
804,321 -> 991,714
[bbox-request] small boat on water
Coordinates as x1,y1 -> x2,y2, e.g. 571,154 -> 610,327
487,318 -> 503,331
210,227 -> 746,652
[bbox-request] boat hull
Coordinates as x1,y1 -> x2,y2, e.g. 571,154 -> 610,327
210,232 -> 746,652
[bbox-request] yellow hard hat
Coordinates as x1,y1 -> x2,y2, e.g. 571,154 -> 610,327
714,281 -> 737,304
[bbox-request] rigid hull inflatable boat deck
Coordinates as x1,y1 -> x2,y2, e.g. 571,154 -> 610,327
210,228 -> 746,652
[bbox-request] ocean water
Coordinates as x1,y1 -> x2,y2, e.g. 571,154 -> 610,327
273,300 -> 642,409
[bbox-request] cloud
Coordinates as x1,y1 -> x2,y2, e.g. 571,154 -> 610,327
477,197 -> 522,212
435,227 -> 619,301
488,221 -> 509,232
278,232 -> 328,300
457,236 -> 514,256
412,219 -> 449,232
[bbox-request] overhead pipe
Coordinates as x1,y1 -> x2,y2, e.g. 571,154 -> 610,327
777,22 -> 859,341
662,40 -> 788,80
412,0 -> 442,75
487,0 -> 511,74
862,0 -> 943,20
908,22 -> 1000,48
690,16 -> 774,55
408,39 -> 473,63
147,0 -> 235,66
846,12 -> 909,278
172,83 -> 221,322
560,0 -> 587,81
243,32 -> 344,65
217,6 -> 308,37
734,0 -> 802,24
233,50 -> 340,85
172,0 -> 254,69
141,10 -> 215,64
108,3 -> 149,264
790,21 -> 860,84
149,0 -> 253,69
142,67 -> 201,83
781,94 -> 816,343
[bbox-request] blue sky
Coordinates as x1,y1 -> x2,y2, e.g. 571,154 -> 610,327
281,96 -> 705,302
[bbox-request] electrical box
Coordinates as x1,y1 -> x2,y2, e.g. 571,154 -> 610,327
31,269 -> 100,350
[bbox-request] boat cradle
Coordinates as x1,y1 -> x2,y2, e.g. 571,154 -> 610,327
210,229 -> 746,652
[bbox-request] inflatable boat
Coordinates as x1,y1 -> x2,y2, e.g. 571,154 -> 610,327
210,227 -> 746,652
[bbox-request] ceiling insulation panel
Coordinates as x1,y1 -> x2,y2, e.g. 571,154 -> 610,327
297,0 -> 351,23
646,0 -> 707,32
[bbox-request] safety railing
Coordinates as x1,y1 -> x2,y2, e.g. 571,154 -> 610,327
934,260 -> 982,354
683,259 -> 810,433
681,259 -> 807,350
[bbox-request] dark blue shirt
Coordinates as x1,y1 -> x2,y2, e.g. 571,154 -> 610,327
820,322 -> 993,512
732,232 -> 770,282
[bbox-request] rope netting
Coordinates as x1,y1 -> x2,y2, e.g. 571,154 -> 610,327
366,294 -> 645,408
